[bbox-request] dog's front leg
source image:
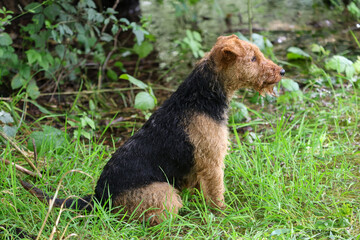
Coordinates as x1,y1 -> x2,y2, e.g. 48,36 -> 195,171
197,164 -> 226,209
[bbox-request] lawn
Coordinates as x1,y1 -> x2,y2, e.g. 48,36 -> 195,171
1,74 -> 359,239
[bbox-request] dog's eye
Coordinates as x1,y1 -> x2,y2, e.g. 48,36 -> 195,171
251,56 -> 257,62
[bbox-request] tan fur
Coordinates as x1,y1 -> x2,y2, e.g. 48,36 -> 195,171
210,35 -> 283,98
182,35 -> 283,210
113,182 -> 182,225
184,113 -> 228,209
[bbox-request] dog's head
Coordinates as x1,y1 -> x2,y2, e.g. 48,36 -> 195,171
210,35 -> 285,96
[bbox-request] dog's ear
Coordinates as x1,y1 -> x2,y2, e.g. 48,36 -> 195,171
221,47 -> 239,63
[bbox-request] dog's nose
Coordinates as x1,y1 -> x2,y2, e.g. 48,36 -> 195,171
280,69 -> 285,76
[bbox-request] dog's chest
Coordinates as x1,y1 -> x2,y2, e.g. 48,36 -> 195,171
182,113 -> 228,188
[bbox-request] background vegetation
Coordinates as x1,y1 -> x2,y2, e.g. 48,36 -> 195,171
0,0 -> 360,239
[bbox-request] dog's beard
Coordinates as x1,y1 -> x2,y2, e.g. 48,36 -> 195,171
258,84 -> 277,97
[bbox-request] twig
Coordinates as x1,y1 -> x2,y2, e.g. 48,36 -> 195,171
1,158 -> 39,178
38,86 -> 175,96
0,131 -> 42,178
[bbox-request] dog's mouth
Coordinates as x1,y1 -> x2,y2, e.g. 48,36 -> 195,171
258,84 -> 277,97
257,77 -> 282,97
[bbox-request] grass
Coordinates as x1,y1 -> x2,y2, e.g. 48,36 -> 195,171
1,75 -> 360,238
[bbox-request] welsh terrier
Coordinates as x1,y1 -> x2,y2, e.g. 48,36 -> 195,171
22,34 -> 285,225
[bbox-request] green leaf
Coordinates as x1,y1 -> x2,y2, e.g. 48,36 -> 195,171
287,47 -> 311,60
28,100 -> 52,114
131,23 -> 149,45
26,49 -> 41,65
25,2 -> 43,14
133,41 -> 153,59
281,78 -> 299,91
230,102 -> 249,123
27,80 -> 40,99
0,110 -> 14,124
119,74 -> 148,89
11,74 -> 26,89
3,125 -> 17,138
27,125 -> 67,152
107,69 -> 118,80
354,57 -> 360,74
134,91 -> 155,110
44,3 -> 61,21
0,33 -> 13,46
270,229 -> 290,237
252,33 -> 273,51
100,33 -> 113,42
235,32 -> 249,41
325,55 -> 355,77
83,116 -> 95,129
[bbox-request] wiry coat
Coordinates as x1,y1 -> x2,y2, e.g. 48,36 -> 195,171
21,35 -> 285,225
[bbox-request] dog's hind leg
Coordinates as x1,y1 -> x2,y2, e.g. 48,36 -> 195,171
113,182 -> 183,225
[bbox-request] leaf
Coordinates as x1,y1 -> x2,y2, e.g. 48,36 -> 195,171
100,33 -> 113,42
0,110 -> 14,124
270,229 -> 290,236
26,49 -> 41,65
133,41 -> 153,59
230,102 -> 249,123
43,3 -> 61,21
27,80 -> 40,99
354,57 -> 360,74
131,23 -> 149,45
281,78 -> 299,91
3,125 -> 17,138
83,116 -> 95,129
235,32 -> 249,41
24,2 -> 43,14
0,33 -> 12,46
325,55 -> 355,77
119,74 -> 148,89
28,125 -> 68,152
11,74 -> 26,89
134,91 -> 155,110
287,47 -> 311,60
107,69 -> 118,80
28,100 -> 52,114
252,33 -> 273,51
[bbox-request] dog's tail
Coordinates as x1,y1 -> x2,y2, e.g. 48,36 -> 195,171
20,180 -> 93,211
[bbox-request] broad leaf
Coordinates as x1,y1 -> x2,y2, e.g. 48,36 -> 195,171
120,74 -> 148,89
26,49 -> 41,65
287,47 -> 311,60
133,41 -> 153,59
3,125 -> 17,138
281,78 -> 299,91
230,102 -> 249,123
11,74 -> 26,89
0,111 -> 14,124
25,2 -> 43,13
325,55 -> 355,77
0,33 -> 12,46
27,80 -> 40,99
134,91 -> 155,110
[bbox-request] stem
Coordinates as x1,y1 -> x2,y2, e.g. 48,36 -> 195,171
247,0 -> 253,41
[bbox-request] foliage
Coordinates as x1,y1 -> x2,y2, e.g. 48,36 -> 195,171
0,110 -> 17,138
119,74 -> 157,112
1,0 -> 360,239
176,30 -> 204,58
0,0 -> 154,101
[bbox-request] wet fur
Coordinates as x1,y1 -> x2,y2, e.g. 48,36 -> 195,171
22,35 -> 284,224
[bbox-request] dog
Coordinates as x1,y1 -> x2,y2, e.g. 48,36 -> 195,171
21,34 -> 285,225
